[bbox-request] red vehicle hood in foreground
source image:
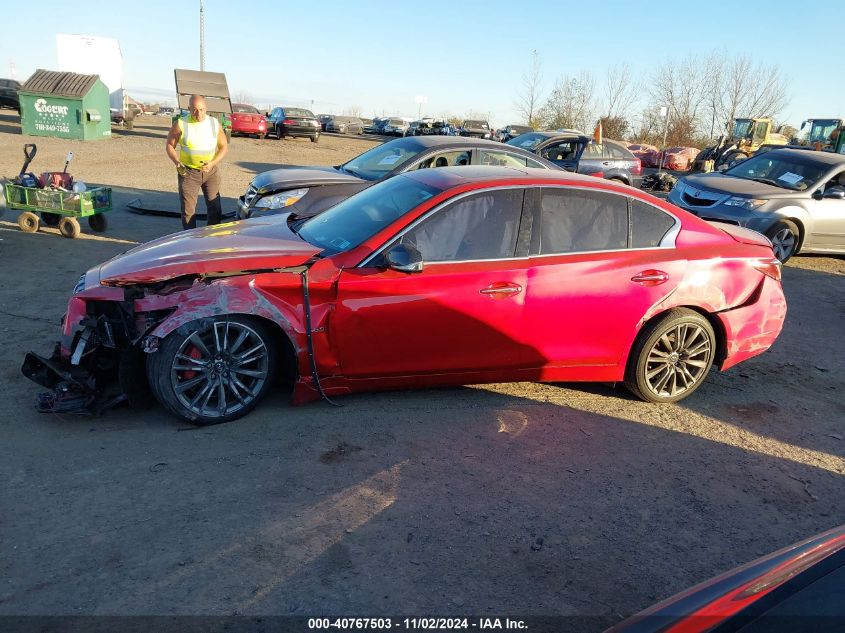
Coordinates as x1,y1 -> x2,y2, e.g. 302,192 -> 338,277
99,215 -> 321,285
607,524 -> 845,632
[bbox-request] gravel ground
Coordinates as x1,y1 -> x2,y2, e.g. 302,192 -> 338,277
0,113 -> 843,630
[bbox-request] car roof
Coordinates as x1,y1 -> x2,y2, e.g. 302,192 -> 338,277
763,148 -> 845,165
402,165 -> 620,189
526,131 -> 592,142
403,136 -> 519,149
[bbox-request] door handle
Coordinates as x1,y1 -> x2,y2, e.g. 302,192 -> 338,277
631,270 -> 669,286
480,282 -> 523,297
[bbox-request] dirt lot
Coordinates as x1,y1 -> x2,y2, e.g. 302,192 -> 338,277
0,113 -> 843,630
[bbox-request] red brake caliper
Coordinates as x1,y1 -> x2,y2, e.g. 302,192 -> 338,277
182,346 -> 203,380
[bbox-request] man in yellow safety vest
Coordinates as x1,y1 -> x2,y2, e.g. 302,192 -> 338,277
165,94 -> 229,229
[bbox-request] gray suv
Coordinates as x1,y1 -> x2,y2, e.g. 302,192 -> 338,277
667,148 -> 845,262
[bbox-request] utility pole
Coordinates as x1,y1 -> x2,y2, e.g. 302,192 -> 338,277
199,0 -> 206,71
657,106 -> 669,177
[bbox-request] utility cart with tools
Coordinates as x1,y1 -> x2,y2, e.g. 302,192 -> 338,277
3,144 -> 112,238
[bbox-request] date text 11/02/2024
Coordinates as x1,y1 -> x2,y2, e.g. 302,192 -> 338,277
308,618 -> 528,630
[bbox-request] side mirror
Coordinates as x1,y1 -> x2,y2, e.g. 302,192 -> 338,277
823,186 -> 845,200
385,243 -> 424,273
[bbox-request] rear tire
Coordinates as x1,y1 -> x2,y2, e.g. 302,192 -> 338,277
765,220 -> 800,263
58,216 -> 81,239
146,316 -> 277,425
17,211 -> 39,233
87,214 -> 108,232
625,309 -> 715,404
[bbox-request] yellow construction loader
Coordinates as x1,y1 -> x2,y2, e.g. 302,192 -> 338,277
692,118 -> 788,172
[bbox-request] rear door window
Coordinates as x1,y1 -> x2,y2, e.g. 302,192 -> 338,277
537,188 -> 628,255
630,199 -> 676,248
608,144 -> 631,159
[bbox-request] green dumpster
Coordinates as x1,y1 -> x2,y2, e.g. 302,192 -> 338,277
18,69 -> 111,141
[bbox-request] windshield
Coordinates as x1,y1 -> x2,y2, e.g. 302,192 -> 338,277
506,132 -> 549,150
298,176 -> 441,255
388,119 -> 405,125
808,120 -> 840,143
724,154 -> 828,191
464,120 -> 489,129
732,119 -> 753,140
233,104 -> 259,114
341,138 -> 425,180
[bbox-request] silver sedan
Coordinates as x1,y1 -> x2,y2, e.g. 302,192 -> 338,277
667,148 -> 845,262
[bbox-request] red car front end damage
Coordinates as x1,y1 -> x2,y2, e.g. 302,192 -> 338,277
22,168 -> 788,423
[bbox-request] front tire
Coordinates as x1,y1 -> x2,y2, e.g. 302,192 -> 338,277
625,309 -> 715,403
765,220 -> 800,263
147,316 -> 277,425
17,211 -> 40,233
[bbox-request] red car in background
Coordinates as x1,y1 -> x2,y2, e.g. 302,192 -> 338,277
662,146 -> 700,171
230,103 -> 267,139
22,168 -> 786,425
627,143 -> 657,162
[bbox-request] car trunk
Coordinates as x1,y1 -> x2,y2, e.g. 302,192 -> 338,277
709,222 -> 774,249
232,112 -> 262,126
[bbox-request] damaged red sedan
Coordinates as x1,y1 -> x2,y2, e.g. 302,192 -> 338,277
22,167 -> 787,425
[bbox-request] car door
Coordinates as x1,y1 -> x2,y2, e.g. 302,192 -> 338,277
577,141 -> 612,176
523,188 -> 686,368
537,139 -> 585,172
332,188 -> 542,378
808,169 -> 845,250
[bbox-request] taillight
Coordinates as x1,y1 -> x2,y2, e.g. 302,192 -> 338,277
752,258 -> 782,282
632,159 -> 642,175
282,119 -> 295,125
588,171 -> 604,178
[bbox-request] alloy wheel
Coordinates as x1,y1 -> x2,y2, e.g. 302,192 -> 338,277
644,323 -> 712,398
770,228 -> 796,262
170,321 -> 270,419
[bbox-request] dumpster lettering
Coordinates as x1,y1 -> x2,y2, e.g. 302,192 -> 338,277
34,99 -> 70,117
34,122 -> 71,133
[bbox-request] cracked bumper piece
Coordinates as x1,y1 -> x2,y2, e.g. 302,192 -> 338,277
21,351 -> 89,391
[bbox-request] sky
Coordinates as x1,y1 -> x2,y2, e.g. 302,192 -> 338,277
0,0 -> 840,129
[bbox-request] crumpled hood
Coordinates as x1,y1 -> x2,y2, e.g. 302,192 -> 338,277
99,214 -> 321,285
251,165 -> 364,193
682,173 -> 801,198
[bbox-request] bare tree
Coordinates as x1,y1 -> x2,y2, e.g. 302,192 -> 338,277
720,55 -> 789,130
701,52 -> 726,138
343,105 -> 363,117
649,55 -> 707,134
632,106 -> 665,145
515,50 -> 543,128
604,64 -> 637,120
539,72 -> 595,132
232,90 -> 254,105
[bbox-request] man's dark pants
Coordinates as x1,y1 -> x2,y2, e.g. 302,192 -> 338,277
178,165 -> 222,230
